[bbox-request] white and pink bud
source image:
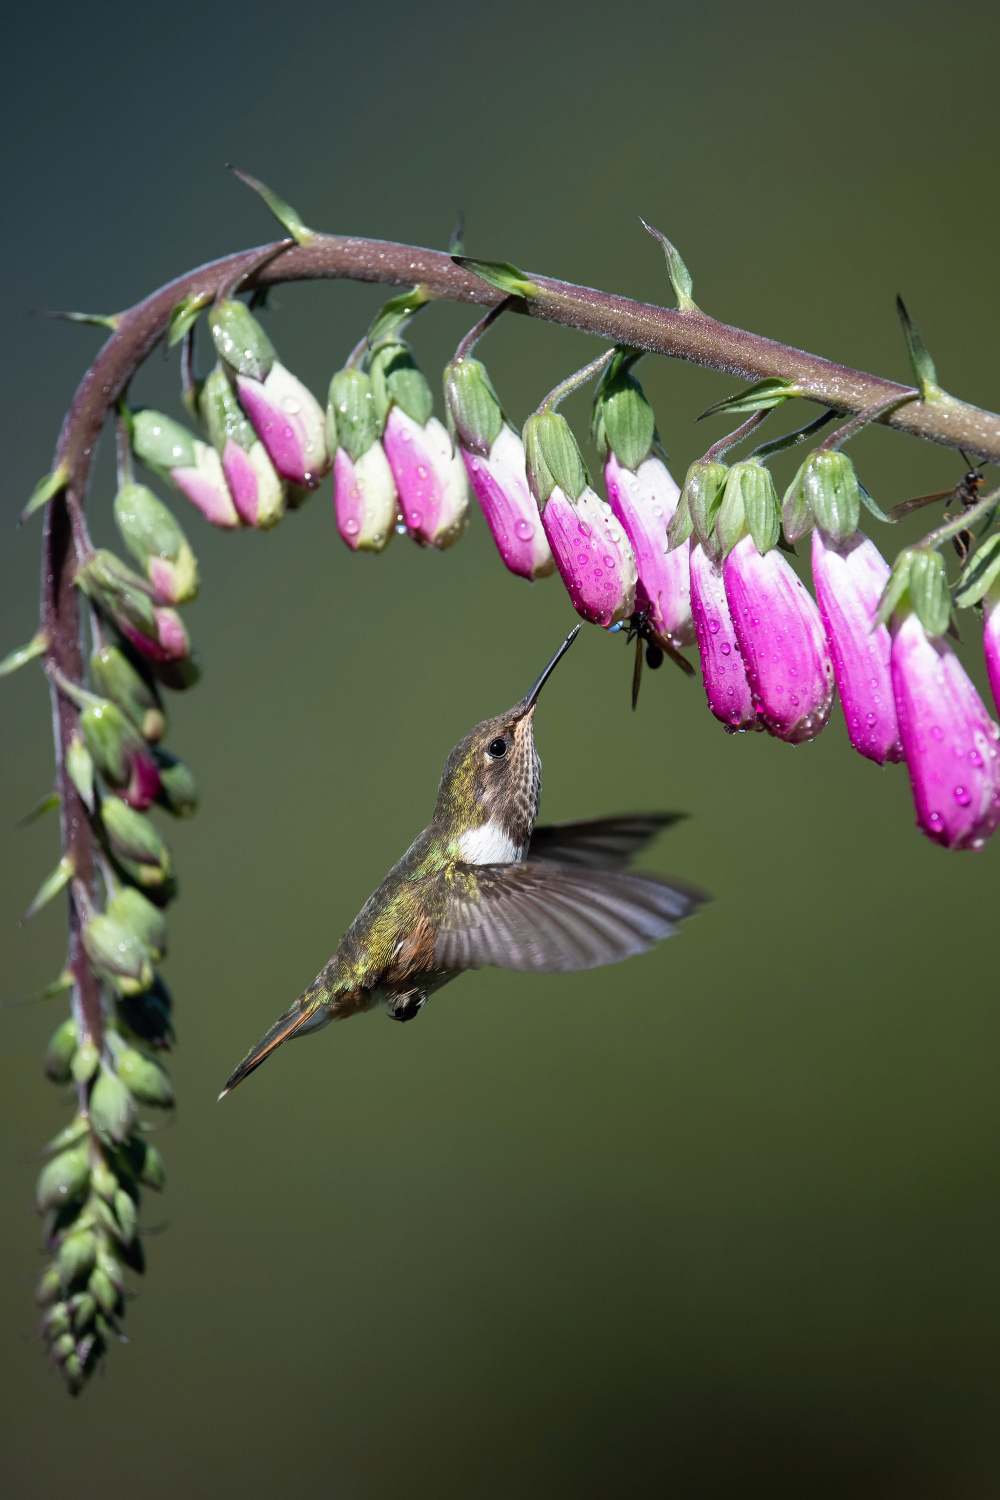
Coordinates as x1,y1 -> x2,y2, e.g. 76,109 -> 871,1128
382,407 -> 469,550
688,542 -> 760,733
723,537 -> 834,743
131,409 -> 240,530
891,607 -> 1000,849
327,366 -> 398,552
811,528 -> 902,764
199,364 -> 283,529
445,357 -> 553,581
984,581 -> 1000,720
605,451 -> 694,646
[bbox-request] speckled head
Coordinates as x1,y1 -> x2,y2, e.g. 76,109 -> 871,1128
434,628 -> 580,859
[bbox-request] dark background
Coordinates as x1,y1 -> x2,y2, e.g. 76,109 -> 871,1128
3,1 -> 1000,1494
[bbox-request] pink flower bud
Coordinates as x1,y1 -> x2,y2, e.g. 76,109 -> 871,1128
605,451 -> 694,646
333,442 -> 398,552
382,408 -> 469,550
236,363 -> 330,490
891,608 -> 1000,849
171,442 -> 241,529
122,749 -> 163,812
461,426 -> 554,581
221,438 -> 285,529
723,536 -> 834,743
982,580 -> 1000,719
811,528 -> 903,764
119,608 -> 190,665
688,542 -> 760,732
540,485 -> 637,627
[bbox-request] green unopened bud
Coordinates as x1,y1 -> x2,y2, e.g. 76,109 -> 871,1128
116,1047 -> 174,1108
113,483 -> 199,605
91,1158 -> 119,1201
327,367 -> 380,462
75,550 -> 158,638
151,747 -> 198,817
36,1147 -> 90,1211
100,797 -> 171,880
80,698 -> 141,788
52,1332 -> 76,1363
681,461 -> 729,545
36,1268 -> 62,1307
83,913 -> 154,991
370,340 -> 433,428
61,1352 -> 84,1387
113,1187 -> 137,1242
590,357 -> 655,471
139,1141 -> 166,1189
908,548 -> 952,638
87,1265 -> 120,1316
90,1069 -> 137,1144
58,1231 -> 97,1288
71,1292 -> 97,1334
107,886 -> 168,962
131,409 -> 197,472
65,731 -> 95,810
209,299 -> 276,381
800,449 -> 861,545
522,412 -> 588,506
42,1301 -> 71,1337
443,359 -> 505,456
72,1040 -> 100,1085
90,645 -> 165,742
44,1018 -> 79,1083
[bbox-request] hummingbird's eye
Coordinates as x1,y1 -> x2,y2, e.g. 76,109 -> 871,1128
487,737 -> 509,759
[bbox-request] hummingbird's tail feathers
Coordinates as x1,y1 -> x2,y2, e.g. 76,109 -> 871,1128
218,995 -> 328,1099
527,813 -> 687,870
434,859 -> 708,974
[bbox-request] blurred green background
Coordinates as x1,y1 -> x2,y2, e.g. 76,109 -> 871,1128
3,0 -> 1000,1493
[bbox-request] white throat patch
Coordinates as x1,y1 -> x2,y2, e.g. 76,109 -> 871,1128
458,822 -> 522,866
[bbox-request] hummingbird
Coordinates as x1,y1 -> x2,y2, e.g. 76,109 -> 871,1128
220,627 -> 706,1098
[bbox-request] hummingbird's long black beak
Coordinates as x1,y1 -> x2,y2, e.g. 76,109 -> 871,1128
522,626 -> 581,712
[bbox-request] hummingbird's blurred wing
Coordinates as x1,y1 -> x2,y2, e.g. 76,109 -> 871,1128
527,813 -> 686,870
433,860 -> 706,974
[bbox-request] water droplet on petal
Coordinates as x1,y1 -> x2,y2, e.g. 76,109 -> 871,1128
954,785 -> 971,806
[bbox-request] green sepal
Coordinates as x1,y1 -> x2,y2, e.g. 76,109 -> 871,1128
715,466 -> 747,555
682,460 -> 729,545
57,1231 -> 97,1288
83,912 -> 153,988
896,296 -> 942,401
327,367 -> 379,462
366,285 -> 432,346
90,645 -> 165,742
48,309 -> 121,331
452,258 -> 537,299
369,340 -> 433,428
591,353 -> 655,470
0,628 -> 49,678
130,411 -> 196,475
65,732 -> 95,811
100,797 -> 171,876
44,1017 -> 79,1083
739,462 -> 781,554
88,1266 -> 120,1316
22,855 -> 75,924
166,292 -> 211,349
523,412 -> 588,505
640,220 -> 698,312
666,492 -> 694,550
209,299 -> 276,381
858,480 -> 893,525
781,459 -> 812,543
36,1147 -> 90,1212
17,790 -> 60,828
200,363 -> 256,454
113,1187 -> 137,1242
116,1047 -> 174,1108
72,1040 -> 100,1085
444,358 -> 505,456
697,377 -> 800,422
954,533 -> 1000,608
908,549 -> 951,637
227,165 -> 316,245
90,1070 -> 137,1145
151,747 -> 198,818
875,550 -> 915,628
801,449 -> 861,544
75,552 -> 158,639
43,1115 -> 88,1155
139,1142 -> 166,1189
21,465 -> 69,524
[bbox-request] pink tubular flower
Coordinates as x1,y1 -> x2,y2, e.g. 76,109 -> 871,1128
605,451 -> 694,647
688,542 -> 760,732
222,438 -> 284,529
333,443 -> 398,552
119,607 -> 190,665
723,535 -> 834,743
122,749 -> 163,811
811,528 -> 903,764
236,364 -> 330,490
982,579 -> 1000,719
463,427 -> 554,581
382,408 -> 469,550
541,486 -> 636,628
891,608 -> 1000,849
